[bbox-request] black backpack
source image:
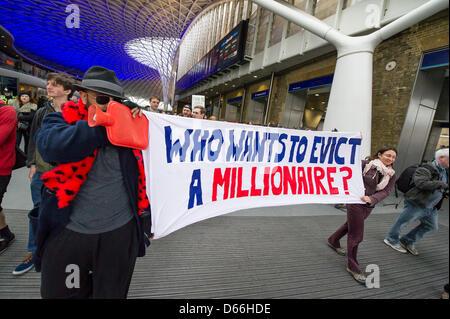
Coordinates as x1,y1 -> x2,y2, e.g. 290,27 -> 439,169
396,165 -> 419,193
396,164 -> 435,193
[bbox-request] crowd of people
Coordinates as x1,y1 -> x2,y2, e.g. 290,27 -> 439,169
0,64 -> 448,299
143,96 -> 212,121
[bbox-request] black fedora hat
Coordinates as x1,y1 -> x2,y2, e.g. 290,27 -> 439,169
74,66 -> 125,99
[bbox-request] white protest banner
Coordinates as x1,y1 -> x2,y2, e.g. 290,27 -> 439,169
142,112 -> 365,239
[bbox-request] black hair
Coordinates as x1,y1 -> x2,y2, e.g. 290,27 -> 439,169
370,146 -> 398,161
18,91 -> 32,106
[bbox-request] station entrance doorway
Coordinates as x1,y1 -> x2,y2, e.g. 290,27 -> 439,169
282,89 -> 306,129
247,90 -> 267,125
225,96 -> 242,122
283,85 -> 330,130
396,48 -> 449,173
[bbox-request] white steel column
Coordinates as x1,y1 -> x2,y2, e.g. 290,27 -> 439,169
212,7 -> 219,48
229,0 -> 236,30
217,4 -> 224,40
250,0 -> 448,157
237,0 -> 244,22
206,10 -> 213,52
263,11 -> 274,67
251,6 -> 262,57
245,0 -> 253,20
223,2 -> 230,36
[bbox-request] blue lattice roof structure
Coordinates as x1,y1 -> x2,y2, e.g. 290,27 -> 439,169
0,0 -> 215,102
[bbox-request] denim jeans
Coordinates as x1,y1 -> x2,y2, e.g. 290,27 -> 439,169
28,171 -> 43,253
30,171 -> 43,208
386,199 -> 438,245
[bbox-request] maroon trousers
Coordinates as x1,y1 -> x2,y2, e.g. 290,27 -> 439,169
328,204 -> 373,272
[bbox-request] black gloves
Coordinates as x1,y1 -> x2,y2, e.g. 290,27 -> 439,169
139,209 -> 153,247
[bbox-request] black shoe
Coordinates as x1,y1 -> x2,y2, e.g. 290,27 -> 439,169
0,233 -> 15,255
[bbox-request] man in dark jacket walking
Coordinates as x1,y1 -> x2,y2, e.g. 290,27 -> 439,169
384,148 -> 449,255
34,66 -> 150,298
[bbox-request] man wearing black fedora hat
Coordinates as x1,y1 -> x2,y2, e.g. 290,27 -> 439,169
34,66 -> 151,298
73,65 -> 127,110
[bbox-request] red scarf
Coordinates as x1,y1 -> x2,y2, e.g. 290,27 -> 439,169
41,99 -> 149,214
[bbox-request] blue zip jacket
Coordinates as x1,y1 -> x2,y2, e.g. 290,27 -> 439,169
33,112 -> 148,271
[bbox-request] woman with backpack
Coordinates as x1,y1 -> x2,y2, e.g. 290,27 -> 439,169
327,146 -> 398,284
14,92 -> 37,155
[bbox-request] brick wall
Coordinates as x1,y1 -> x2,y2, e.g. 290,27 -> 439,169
371,11 -> 448,154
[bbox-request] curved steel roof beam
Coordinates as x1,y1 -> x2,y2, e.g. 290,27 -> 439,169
368,0 -> 449,44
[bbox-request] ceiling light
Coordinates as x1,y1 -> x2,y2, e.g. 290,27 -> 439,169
315,94 -> 319,96
125,37 -> 180,76
125,37 -> 179,102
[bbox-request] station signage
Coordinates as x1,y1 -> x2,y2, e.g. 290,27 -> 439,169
251,90 -> 269,100
420,48 -> 449,70
227,96 -> 243,104
176,20 -> 249,93
288,74 -> 334,93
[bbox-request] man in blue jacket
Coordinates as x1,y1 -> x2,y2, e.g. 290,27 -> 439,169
35,66 -> 150,298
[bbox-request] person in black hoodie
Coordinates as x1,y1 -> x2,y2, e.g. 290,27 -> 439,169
14,92 -> 37,154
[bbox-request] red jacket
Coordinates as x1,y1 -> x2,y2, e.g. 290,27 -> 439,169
0,105 -> 17,175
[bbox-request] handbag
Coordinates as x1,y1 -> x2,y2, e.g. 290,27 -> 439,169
13,145 -> 27,170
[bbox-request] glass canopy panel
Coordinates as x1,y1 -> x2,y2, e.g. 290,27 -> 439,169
0,0 -> 215,103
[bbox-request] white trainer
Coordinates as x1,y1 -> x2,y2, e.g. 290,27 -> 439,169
384,239 -> 407,253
